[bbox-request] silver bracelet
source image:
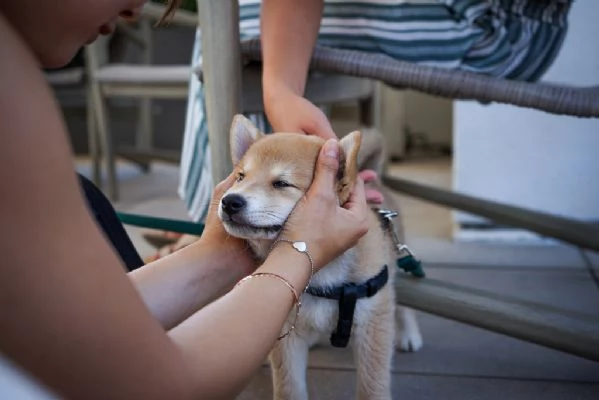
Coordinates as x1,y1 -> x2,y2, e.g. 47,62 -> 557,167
269,239 -> 315,293
235,272 -> 301,340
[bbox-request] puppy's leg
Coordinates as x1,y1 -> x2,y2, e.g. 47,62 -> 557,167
269,335 -> 310,400
395,305 -> 423,352
352,302 -> 394,400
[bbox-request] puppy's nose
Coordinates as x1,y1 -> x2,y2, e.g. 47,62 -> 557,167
221,194 -> 246,215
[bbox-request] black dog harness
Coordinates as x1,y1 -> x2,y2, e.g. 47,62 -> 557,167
306,265 -> 389,348
303,208 -> 426,348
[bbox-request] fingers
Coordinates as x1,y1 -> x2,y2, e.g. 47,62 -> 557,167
358,169 -> 384,204
341,177 -> 370,240
308,139 -> 340,197
365,189 -> 384,205
358,169 -> 378,183
305,112 -> 337,140
207,172 -> 238,219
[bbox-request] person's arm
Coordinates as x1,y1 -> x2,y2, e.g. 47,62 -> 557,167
128,174 -> 257,330
260,0 -> 385,205
261,0 -> 323,98
260,0 -> 337,138
0,13 -> 368,399
127,237 -> 252,329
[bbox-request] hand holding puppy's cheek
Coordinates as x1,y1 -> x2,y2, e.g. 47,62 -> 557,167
281,139 -> 369,270
200,173 -> 257,275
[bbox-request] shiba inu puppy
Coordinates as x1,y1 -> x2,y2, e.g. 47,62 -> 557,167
219,115 -> 422,400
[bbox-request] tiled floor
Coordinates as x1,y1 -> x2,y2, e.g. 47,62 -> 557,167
75,154 -> 599,399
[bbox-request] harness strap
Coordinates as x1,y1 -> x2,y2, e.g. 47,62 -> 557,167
330,284 -> 359,348
306,265 -> 389,348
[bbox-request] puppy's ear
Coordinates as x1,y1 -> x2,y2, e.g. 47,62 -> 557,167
230,114 -> 264,165
337,130 -> 362,204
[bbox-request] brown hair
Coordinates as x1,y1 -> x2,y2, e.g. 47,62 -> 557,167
158,0 -> 182,26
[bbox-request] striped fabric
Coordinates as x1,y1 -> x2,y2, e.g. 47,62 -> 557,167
179,0 -> 571,223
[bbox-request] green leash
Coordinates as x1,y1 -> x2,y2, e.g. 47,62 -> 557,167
396,253 -> 425,278
117,210 -> 425,278
116,212 -> 205,236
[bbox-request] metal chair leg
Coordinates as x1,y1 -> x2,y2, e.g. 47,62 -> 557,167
135,97 -> 153,173
89,82 -> 119,201
86,87 -> 102,186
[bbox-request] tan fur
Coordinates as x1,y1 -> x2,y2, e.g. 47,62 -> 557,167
337,131 -> 361,204
220,115 -> 422,400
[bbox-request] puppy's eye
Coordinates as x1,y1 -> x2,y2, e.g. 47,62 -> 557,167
237,172 -> 245,182
272,180 -> 291,189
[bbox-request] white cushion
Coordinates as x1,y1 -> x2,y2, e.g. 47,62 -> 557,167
45,67 -> 84,86
94,64 -> 191,84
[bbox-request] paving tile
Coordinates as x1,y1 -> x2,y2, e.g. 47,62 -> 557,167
237,367 -> 599,400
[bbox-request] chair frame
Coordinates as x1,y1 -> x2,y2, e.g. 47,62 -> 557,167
84,3 -> 197,200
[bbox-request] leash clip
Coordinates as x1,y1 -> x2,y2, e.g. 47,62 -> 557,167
377,208 -> 404,253
396,243 -> 414,259
376,208 -> 426,278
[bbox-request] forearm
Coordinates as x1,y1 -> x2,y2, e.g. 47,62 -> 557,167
168,245 -> 311,399
129,239 -> 251,330
261,0 -> 324,97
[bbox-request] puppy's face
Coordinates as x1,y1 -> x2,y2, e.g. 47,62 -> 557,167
218,115 -> 361,241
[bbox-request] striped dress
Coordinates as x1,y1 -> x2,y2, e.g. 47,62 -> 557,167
178,0 -> 571,222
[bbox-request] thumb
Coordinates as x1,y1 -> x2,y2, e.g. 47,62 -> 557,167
213,172 -> 237,198
311,139 -> 340,192
210,172 -> 237,212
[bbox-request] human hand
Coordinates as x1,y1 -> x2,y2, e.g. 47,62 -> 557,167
358,169 -> 384,205
279,139 -> 370,270
199,173 -> 258,276
264,85 -> 384,205
264,83 -> 337,139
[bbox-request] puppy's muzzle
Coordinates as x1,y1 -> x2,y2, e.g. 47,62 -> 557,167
221,193 -> 246,216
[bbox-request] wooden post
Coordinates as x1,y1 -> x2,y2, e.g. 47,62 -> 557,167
197,0 -> 242,183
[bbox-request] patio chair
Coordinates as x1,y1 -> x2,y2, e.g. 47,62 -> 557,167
84,3 -> 197,201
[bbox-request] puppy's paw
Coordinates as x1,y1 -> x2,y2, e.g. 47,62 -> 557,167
394,306 -> 423,352
396,327 -> 423,352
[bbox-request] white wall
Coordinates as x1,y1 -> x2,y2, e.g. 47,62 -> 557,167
453,1 -> 599,239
